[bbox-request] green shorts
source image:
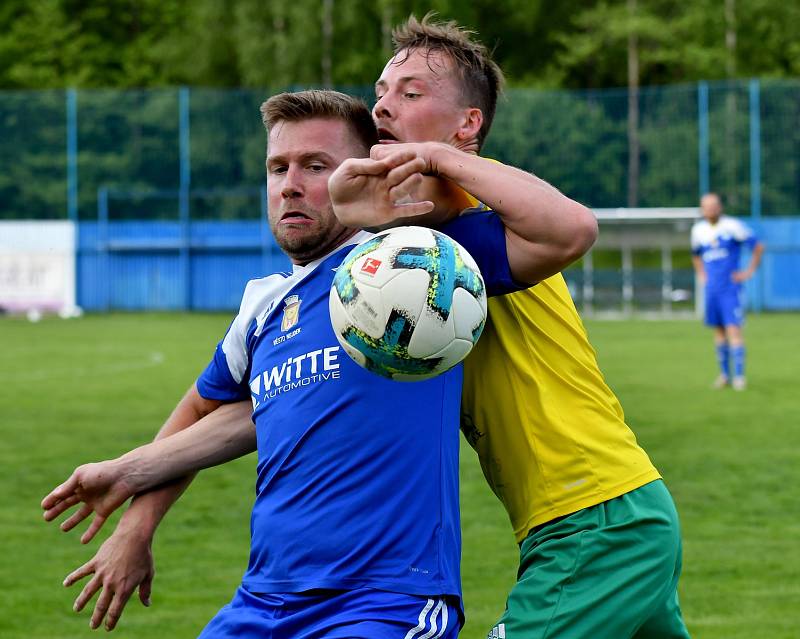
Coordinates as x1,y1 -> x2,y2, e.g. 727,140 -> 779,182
487,480 -> 690,639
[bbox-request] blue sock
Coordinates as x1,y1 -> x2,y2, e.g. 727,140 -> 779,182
716,343 -> 730,378
732,345 -> 746,378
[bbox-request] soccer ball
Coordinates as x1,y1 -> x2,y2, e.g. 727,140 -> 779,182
329,226 -> 487,381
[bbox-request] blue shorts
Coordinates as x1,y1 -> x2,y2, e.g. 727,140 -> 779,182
197,586 -> 461,639
704,286 -> 744,327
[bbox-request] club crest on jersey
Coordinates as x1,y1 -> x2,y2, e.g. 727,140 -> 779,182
281,294 -> 302,331
360,257 -> 382,276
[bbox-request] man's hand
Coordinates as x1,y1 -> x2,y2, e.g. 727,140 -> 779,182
42,459 -> 139,544
329,148 -> 435,229
732,269 -> 753,283
64,527 -> 155,631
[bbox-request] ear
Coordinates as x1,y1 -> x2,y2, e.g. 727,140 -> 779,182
456,107 -> 483,145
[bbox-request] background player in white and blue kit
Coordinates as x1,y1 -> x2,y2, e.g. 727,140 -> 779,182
691,192 -> 764,390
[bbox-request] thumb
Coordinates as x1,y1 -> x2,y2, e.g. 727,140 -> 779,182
139,575 -> 153,607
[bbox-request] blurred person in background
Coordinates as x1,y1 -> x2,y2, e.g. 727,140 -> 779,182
692,192 -> 764,390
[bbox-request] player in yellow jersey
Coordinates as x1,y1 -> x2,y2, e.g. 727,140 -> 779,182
41,15 -> 690,639
348,15 -> 691,639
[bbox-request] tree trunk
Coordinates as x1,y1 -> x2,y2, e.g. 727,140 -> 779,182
321,0 -> 334,87
724,0 -> 738,208
627,0 -> 640,208
380,0 -> 393,59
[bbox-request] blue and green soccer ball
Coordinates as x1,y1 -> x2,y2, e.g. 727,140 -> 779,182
329,226 -> 487,381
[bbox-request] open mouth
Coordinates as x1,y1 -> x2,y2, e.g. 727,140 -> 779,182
280,211 -> 312,224
377,128 -> 399,143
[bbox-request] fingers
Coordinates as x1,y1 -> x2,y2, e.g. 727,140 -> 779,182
42,474 -> 79,511
64,560 -> 96,588
80,514 -> 108,545
337,157 -> 391,177
385,157 -> 427,190
106,588 -> 136,631
73,575 -> 102,612
392,200 -> 436,218
90,586 -> 114,629
42,493 -> 81,522
138,573 -> 153,607
60,502 -> 93,533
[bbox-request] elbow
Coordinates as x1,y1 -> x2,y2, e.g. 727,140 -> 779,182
564,204 -> 598,263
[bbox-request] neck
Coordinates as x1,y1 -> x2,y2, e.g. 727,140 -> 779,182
290,228 -> 360,266
453,136 -> 480,155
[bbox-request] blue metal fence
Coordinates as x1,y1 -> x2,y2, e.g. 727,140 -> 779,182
75,215 -> 800,313
3,80 -> 800,311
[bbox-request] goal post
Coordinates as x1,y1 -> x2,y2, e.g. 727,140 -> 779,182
564,208 -> 700,319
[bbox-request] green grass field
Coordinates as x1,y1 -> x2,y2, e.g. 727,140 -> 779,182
2,312 -> 798,638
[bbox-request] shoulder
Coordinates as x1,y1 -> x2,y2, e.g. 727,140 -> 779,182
691,220 -> 710,243
720,216 -> 755,239
240,273 -> 293,321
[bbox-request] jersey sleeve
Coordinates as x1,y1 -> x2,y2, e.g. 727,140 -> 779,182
196,286 -> 258,402
440,208 -> 528,297
690,224 -> 703,254
731,218 -> 759,248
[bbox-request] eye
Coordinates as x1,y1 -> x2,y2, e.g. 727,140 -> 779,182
404,92 -> 420,99
269,165 -> 287,175
308,163 -> 327,173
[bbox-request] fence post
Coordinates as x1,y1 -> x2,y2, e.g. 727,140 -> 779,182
260,184 -> 271,275
179,87 -> 192,310
748,79 -> 763,312
66,89 -> 78,222
697,81 -> 710,197
97,187 -> 110,311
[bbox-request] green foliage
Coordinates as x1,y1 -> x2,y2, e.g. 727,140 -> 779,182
2,313 -> 799,637
2,1 -> 800,218
2,0 -> 798,91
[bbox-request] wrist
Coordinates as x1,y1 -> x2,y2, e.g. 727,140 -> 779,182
116,505 -> 158,543
427,142 -> 455,175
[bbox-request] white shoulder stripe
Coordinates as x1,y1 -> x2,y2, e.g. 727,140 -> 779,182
221,269 -> 314,385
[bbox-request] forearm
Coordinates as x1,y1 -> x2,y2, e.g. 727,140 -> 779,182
118,401 -> 256,491
114,393 -> 255,539
430,144 -> 597,282
746,243 -> 765,274
691,256 -> 705,280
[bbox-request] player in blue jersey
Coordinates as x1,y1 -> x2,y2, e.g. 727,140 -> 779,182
691,192 -> 764,391
43,89 -> 594,635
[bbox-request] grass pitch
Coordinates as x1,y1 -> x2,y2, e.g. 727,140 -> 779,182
1,312 -> 798,638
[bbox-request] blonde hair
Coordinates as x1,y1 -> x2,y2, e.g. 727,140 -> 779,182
392,13 -> 504,148
260,90 -> 378,151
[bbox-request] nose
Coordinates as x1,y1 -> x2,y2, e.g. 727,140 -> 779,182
373,93 -> 392,120
281,165 -> 303,199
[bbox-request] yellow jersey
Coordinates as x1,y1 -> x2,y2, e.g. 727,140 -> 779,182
461,273 -> 661,543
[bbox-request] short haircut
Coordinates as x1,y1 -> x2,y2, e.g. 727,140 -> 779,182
260,90 -> 378,151
392,13 -> 504,149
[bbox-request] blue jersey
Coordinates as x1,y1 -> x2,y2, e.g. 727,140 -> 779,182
691,216 -> 758,292
196,211 -> 522,607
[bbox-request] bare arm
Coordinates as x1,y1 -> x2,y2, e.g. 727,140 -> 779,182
372,142 -> 598,284
433,145 -> 597,284
41,390 -> 255,631
329,150 -> 474,231
42,399 -> 256,539
733,242 -> 765,282
692,255 -> 706,283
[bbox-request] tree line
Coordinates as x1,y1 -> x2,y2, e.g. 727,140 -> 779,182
1,0 -> 799,91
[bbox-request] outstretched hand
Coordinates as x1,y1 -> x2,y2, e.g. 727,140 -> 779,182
64,527 -> 155,631
42,460 -> 137,544
329,147 -> 435,230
